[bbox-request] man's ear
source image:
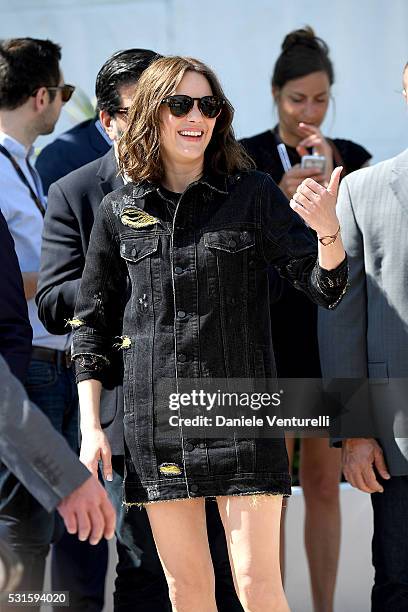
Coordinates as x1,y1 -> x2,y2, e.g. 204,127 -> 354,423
32,86 -> 49,111
99,110 -> 114,141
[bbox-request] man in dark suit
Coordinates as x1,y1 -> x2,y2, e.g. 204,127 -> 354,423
0,210 -> 32,383
37,49 -> 243,612
35,116 -> 111,193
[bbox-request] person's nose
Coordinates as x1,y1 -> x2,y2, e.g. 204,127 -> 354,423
186,100 -> 202,121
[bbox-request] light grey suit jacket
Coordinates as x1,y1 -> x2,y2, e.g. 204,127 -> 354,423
319,149 -> 408,475
0,355 -> 90,511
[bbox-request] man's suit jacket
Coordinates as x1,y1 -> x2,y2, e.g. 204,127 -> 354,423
37,149 -> 125,453
0,211 -> 32,383
0,355 -> 90,512
35,118 -> 111,194
319,148 -> 408,475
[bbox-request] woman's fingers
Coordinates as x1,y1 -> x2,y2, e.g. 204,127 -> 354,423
292,191 -> 315,211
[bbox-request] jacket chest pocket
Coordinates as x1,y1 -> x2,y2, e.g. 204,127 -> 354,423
120,235 -> 163,308
204,230 -> 255,299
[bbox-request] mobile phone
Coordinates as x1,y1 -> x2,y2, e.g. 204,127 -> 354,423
301,155 -> 326,174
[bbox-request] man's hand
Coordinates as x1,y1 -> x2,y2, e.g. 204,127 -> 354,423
57,476 -> 115,545
342,438 -> 391,493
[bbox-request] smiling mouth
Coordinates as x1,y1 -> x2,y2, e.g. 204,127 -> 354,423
178,130 -> 204,140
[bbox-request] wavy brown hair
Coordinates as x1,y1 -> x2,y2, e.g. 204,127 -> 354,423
118,56 -> 253,183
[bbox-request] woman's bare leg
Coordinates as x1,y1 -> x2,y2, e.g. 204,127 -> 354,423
280,436 -> 295,583
145,498 -> 217,612
217,494 -> 290,612
300,438 -> 342,612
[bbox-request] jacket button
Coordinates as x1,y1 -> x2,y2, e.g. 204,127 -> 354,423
185,442 -> 194,451
174,266 -> 183,274
131,248 -> 137,257
177,310 -> 186,319
178,353 -> 187,363
229,239 -> 237,248
190,484 -> 199,494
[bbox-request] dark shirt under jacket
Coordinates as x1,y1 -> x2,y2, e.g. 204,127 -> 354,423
0,210 -> 32,382
36,148 -> 124,453
241,129 -> 371,377
35,118 -> 111,194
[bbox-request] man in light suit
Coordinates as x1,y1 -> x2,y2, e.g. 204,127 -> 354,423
319,62 -> 408,612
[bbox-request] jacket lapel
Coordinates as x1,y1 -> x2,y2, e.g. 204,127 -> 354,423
390,148 -> 408,215
96,148 -> 123,197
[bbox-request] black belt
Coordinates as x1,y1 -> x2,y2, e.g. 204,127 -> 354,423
31,346 -> 72,369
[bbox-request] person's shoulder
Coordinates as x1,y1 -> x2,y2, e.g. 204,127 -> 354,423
231,169 -> 281,193
342,153 -> 398,194
47,118 -> 95,148
241,130 -> 273,147
101,181 -> 134,209
331,138 -> 372,172
51,155 -> 104,195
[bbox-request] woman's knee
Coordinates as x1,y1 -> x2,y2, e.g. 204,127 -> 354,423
235,573 -> 287,611
166,570 -> 215,608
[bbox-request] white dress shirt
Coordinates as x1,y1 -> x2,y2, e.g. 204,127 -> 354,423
0,131 -> 69,350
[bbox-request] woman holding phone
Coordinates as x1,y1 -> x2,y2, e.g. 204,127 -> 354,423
72,55 -> 347,612
242,27 -> 371,612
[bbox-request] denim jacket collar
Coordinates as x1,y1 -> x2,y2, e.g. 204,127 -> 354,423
131,172 -> 229,201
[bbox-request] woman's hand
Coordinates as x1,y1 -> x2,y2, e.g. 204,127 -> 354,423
80,427 -> 113,482
297,122 -> 334,185
289,167 -> 342,237
278,164 -> 324,200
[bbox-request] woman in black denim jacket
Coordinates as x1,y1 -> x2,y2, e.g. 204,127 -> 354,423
72,56 -> 348,612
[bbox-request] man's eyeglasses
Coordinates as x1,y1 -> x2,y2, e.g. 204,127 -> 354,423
161,95 -> 225,119
31,84 -> 75,103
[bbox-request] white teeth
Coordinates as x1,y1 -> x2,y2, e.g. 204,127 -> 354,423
179,130 -> 203,137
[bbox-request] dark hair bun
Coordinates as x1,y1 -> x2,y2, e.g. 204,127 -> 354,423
272,26 -> 334,88
282,26 -> 329,56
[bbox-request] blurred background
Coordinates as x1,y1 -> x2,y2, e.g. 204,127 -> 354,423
1,0 -> 407,162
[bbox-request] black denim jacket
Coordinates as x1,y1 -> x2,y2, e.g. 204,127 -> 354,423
72,170 -> 348,386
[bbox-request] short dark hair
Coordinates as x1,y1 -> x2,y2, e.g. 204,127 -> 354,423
95,49 -> 161,115
272,26 -> 334,89
0,38 -> 61,110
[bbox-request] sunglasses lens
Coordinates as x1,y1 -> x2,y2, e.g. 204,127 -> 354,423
61,85 -> 75,103
167,95 -> 192,117
199,96 -> 223,118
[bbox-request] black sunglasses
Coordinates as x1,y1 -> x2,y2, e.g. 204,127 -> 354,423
161,95 -> 225,119
32,84 -> 75,103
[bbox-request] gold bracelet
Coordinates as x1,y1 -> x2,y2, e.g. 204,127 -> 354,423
318,225 -> 341,246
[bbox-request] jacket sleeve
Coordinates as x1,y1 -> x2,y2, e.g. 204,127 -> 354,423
71,196 -> 128,384
258,173 -> 348,310
0,355 -> 90,512
0,211 -> 32,382
36,181 -> 83,335
318,177 -> 368,377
